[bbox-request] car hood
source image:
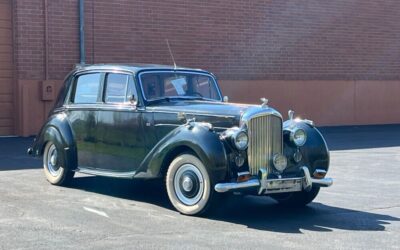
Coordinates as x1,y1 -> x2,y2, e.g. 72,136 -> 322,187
148,100 -> 257,129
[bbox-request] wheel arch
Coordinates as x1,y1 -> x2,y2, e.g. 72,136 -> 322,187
283,121 -> 330,174
159,145 -> 197,177
32,113 -> 77,170
136,123 -> 228,182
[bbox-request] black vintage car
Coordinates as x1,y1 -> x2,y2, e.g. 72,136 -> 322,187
28,64 -> 333,215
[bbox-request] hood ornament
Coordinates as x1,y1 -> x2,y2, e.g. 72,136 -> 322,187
260,97 -> 269,108
178,112 -> 196,127
177,112 -> 186,121
288,110 -> 296,128
288,110 -> 294,120
288,109 -> 314,126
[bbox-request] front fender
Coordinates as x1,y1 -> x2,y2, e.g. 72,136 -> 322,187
283,121 -> 330,174
31,112 -> 77,170
136,123 -> 228,181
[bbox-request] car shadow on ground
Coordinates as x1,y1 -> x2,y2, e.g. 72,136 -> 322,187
67,175 -> 400,234
0,137 -> 41,171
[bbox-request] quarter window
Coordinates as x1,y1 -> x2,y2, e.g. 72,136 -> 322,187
73,73 -> 101,104
104,73 -> 129,103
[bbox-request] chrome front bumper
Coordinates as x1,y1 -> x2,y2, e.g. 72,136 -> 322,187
214,166 -> 333,194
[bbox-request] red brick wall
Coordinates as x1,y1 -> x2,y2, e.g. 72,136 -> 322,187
14,0 -> 45,80
14,0 -> 79,80
88,0 -> 400,80
11,0 -> 400,135
14,0 -> 400,81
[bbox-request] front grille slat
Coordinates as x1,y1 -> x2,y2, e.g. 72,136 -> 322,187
247,114 -> 282,175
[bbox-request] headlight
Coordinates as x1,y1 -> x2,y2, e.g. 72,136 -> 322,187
233,130 -> 248,150
273,154 -> 288,172
290,128 -> 307,146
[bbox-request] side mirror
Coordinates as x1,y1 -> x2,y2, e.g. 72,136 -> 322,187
223,96 -> 229,102
128,94 -> 138,106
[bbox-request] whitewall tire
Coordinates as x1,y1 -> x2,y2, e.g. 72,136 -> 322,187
43,142 -> 74,185
166,154 -> 215,215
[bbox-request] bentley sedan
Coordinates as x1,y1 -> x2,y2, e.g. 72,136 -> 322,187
28,64 -> 333,215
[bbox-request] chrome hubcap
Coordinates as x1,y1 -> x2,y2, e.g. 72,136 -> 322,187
50,154 -> 57,166
182,176 -> 194,192
174,164 -> 204,206
46,144 -> 61,177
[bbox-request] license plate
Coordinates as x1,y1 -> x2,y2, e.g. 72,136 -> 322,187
263,177 -> 303,194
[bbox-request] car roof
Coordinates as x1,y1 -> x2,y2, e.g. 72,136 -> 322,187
74,63 -> 210,75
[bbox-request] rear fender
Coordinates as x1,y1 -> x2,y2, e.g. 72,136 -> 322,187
31,113 -> 77,170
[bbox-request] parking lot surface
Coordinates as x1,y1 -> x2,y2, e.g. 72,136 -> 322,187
0,125 -> 399,249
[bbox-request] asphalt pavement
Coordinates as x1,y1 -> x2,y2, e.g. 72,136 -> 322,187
0,125 -> 399,249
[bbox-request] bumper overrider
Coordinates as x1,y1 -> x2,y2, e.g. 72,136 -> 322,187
214,166 -> 333,194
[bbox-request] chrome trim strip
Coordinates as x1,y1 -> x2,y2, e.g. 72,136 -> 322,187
65,104 -> 137,112
154,123 -> 180,127
213,126 -> 230,130
148,109 -> 236,119
76,167 -> 136,179
241,106 -> 283,123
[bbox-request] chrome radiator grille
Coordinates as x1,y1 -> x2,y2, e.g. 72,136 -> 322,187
247,114 -> 283,175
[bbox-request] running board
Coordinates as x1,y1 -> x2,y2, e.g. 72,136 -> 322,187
76,167 -> 136,179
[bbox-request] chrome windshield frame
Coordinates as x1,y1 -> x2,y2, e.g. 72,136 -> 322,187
137,70 -> 223,103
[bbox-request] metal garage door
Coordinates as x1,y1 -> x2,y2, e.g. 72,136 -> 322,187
0,0 -> 14,135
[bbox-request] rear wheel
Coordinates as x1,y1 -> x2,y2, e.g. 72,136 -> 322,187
43,142 -> 74,186
166,154 -> 215,215
271,187 -> 320,207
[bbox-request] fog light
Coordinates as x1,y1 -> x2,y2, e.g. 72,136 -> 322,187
293,149 -> 302,163
273,154 -> 288,172
235,155 -> 245,167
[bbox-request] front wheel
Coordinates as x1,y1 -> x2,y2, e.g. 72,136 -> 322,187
166,154 -> 215,215
271,187 -> 320,207
43,142 -> 74,186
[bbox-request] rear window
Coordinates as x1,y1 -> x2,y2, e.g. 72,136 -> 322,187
73,73 -> 101,104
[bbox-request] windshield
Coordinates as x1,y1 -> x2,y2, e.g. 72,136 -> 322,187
139,72 -> 222,101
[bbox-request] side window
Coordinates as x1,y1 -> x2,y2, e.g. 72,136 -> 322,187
126,76 -> 138,104
104,73 -> 129,103
73,73 -> 101,104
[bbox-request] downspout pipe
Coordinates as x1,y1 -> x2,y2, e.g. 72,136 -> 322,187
79,0 -> 85,65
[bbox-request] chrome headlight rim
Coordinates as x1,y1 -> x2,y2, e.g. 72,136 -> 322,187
290,127 -> 307,146
232,130 -> 249,150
